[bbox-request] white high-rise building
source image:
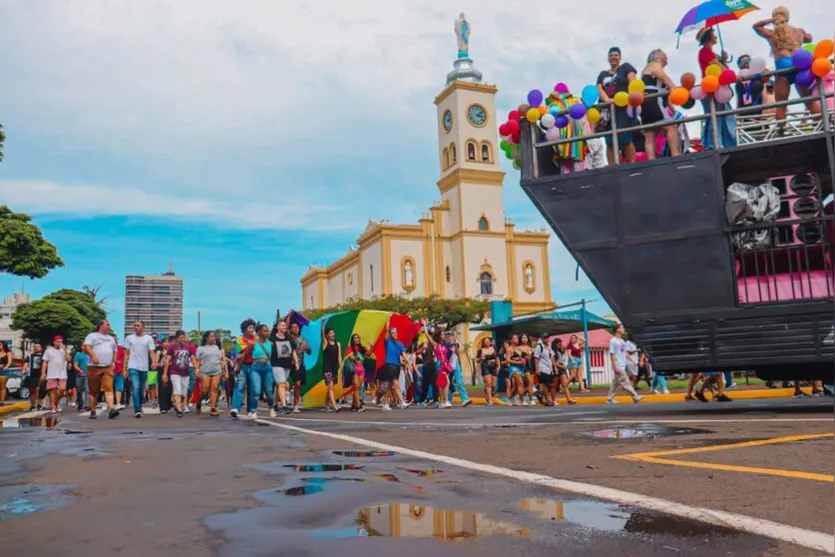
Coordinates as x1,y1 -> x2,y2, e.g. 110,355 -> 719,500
0,292 -> 31,358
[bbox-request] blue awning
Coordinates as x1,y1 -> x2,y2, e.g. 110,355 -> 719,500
471,307 -> 615,336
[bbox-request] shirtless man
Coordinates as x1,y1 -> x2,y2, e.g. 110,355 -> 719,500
753,6 -> 818,123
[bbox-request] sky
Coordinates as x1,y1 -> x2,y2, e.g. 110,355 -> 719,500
0,0 -> 829,332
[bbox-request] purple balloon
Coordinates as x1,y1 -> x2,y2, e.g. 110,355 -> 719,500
791,49 -> 814,70
555,115 -> 569,128
527,89 -> 544,107
569,103 -> 587,120
796,69 -> 815,88
554,82 -> 570,95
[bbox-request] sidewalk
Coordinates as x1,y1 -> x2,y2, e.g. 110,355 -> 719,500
0,401 -> 30,416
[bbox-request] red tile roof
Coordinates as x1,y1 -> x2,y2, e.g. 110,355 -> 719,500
548,329 -> 614,349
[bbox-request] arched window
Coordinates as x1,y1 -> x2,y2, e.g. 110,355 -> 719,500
481,143 -> 491,162
480,272 -> 493,295
466,141 -> 477,161
442,147 -> 449,169
450,142 -> 457,164
478,216 -> 489,231
445,266 -> 451,283
370,264 -> 374,293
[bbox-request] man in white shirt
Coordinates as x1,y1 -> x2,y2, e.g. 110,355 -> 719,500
82,320 -> 119,420
41,335 -> 71,414
625,339 -> 639,380
124,320 -> 157,419
607,324 -> 642,404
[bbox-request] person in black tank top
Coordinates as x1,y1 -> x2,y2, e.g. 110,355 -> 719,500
476,337 -> 499,405
321,328 -> 341,412
419,329 -> 438,406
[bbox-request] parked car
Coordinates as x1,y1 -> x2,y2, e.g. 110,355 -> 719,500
3,368 -> 29,400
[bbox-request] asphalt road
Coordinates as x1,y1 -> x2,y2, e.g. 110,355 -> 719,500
0,397 -> 832,557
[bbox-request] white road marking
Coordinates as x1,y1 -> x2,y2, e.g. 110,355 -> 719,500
276,416 -> 834,427
255,417 -> 834,554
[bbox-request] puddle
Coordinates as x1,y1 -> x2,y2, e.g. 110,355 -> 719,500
301,477 -> 368,484
579,424 -> 712,440
284,464 -> 364,472
332,450 -> 395,458
0,484 -> 76,520
371,473 -> 400,483
332,504 -> 529,539
518,498 -> 740,537
1,416 -> 61,430
281,485 -> 325,496
404,468 -> 444,477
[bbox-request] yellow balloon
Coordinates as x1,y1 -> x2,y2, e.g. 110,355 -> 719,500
613,91 -> 629,108
586,107 -> 601,125
628,79 -> 645,94
706,64 -> 722,78
526,107 -> 540,123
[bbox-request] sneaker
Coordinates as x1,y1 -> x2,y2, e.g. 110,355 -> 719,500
382,404 -> 392,411
431,401 -> 440,409
176,410 -> 184,418
401,401 -> 412,409
726,383 -> 738,390
794,392 -> 811,398
521,400 -> 530,406
108,408 -> 120,419
292,406 -> 301,413
651,389 -> 660,395
662,389 -> 671,395
89,410 -> 97,419
461,399 -> 472,407
247,411 -> 258,420
486,400 -> 494,406
419,402 -> 428,409
606,399 -> 619,404
209,407 -> 220,417
269,407 -> 277,418
695,392 -> 708,403
282,407 -> 292,415
715,394 -> 732,402
184,405 -> 190,413
230,409 -> 239,419
134,412 -> 142,419
632,395 -> 644,404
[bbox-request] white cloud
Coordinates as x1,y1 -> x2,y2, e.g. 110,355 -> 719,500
0,179 -> 353,230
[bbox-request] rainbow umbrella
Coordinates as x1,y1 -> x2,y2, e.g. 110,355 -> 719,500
675,0 -> 759,49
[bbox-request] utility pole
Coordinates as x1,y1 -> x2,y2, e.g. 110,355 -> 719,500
197,311 -> 202,333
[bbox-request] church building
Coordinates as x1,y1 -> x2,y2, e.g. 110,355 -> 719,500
300,31 -> 553,339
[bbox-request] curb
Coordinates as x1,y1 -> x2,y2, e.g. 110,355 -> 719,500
453,388 -> 797,406
0,401 -> 30,417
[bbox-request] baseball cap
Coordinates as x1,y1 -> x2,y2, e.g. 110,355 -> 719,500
53,335 -> 63,342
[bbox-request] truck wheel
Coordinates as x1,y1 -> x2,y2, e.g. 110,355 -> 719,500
18,386 -> 30,400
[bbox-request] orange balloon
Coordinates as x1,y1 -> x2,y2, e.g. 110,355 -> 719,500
814,39 -> 834,59
537,105 -> 548,115
811,57 -> 832,78
628,91 -> 644,106
680,72 -> 696,89
701,75 -> 719,93
669,87 -> 690,106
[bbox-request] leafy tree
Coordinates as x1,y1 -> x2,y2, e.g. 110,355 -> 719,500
12,299 -> 93,348
0,206 -> 64,278
303,295 -> 489,330
44,289 -> 107,327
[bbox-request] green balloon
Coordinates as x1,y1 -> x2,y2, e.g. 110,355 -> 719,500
500,140 -> 509,151
803,43 -> 815,53
505,151 -> 513,160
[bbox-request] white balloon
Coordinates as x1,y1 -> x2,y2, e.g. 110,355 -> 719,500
714,85 -> 733,104
540,113 -> 556,129
739,68 -> 755,79
690,85 -> 707,101
545,126 -> 561,142
749,57 -> 766,74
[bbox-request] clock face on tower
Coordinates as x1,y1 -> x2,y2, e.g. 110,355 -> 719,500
467,104 -> 487,127
442,110 -> 453,133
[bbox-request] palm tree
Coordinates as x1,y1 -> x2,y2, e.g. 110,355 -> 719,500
83,284 -> 110,309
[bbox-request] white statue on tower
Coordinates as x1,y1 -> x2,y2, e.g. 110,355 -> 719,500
404,260 -> 414,286
525,264 -> 534,289
455,13 -> 470,59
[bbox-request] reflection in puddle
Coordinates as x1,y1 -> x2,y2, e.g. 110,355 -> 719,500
404,468 -> 444,477
518,498 -> 739,537
300,477 -> 367,484
579,424 -> 712,440
1,416 -> 61,430
332,450 -> 395,458
284,464 -> 364,472
281,485 -> 325,496
0,484 -> 76,520
341,504 -> 528,540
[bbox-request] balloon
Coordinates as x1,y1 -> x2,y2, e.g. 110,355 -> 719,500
669,87 -> 690,106
628,79 -> 646,94
511,130 -> 520,144
537,105 -> 548,115
628,91 -> 644,106
803,43 -> 816,54
527,89 -> 544,107
701,75 -> 719,93
626,105 -> 642,118
749,57 -> 766,73
518,103 -> 530,115
749,80 -> 764,96
811,57 -> 832,78
525,107 -> 540,123
613,91 -> 629,107
555,115 -> 569,128
680,72 -> 696,89
581,85 -> 599,107
705,64 -> 722,78
500,139 -> 510,151
554,82 -> 570,94
682,97 -> 696,110
540,113 -> 556,129
505,151 -> 514,161
791,49 -> 814,70
512,160 -> 521,170
506,119 -> 520,134
508,110 -> 520,121
548,104 -> 560,115
796,69 -> 816,88
586,107 -> 601,126
569,103 -> 587,119
719,69 -> 737,86
498,123 -> 509,136
545,126 -> 561,142
690,85 -> 706,101
739,68 -> 755,79
714,85 -> 733,104
815,39 -> 835,59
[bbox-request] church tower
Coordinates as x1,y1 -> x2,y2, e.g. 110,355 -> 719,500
432,23 -> 510,300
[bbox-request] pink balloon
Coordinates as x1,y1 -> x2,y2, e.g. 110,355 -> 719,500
714,85 -> 733,104
690,85 -> 706,101
545,126 -> 561,142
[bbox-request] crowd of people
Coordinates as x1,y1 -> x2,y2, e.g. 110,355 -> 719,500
587,6 -> 828,166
